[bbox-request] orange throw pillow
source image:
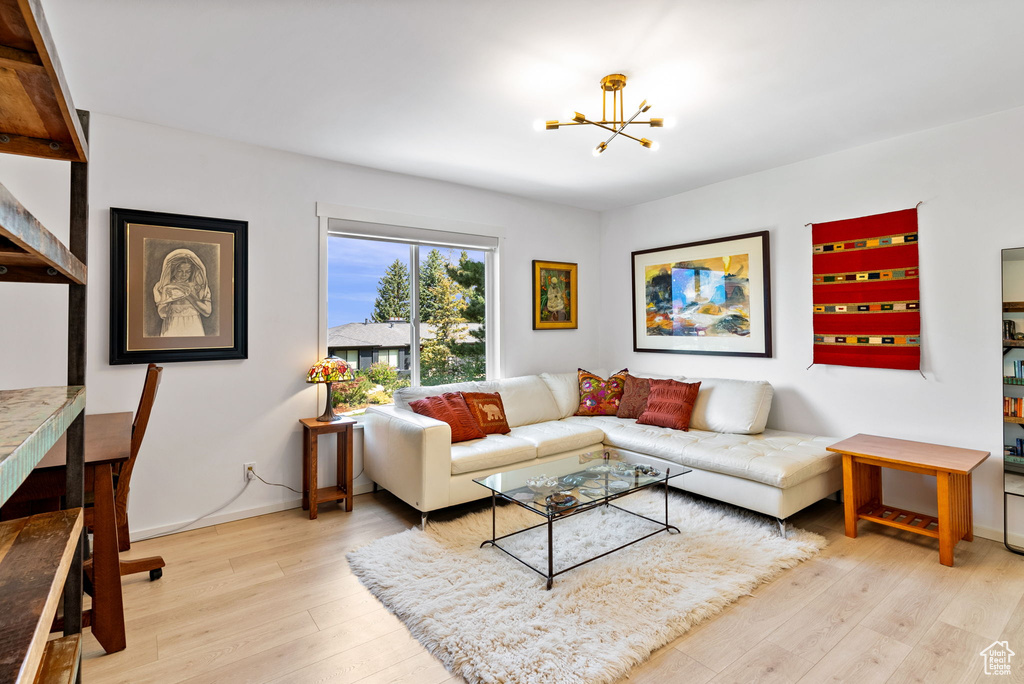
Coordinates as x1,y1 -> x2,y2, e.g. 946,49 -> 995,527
409,393 -> 486,443
574,368 -> 628,416
637,380 -> 702,431
461,392 -> 511,435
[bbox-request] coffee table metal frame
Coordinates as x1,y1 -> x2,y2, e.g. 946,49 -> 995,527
474,462 -> 688,590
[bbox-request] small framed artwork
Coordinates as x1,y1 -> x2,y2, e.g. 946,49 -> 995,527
110,208 -> 248,364
532,260 -> 578,330
632,230 -> 772,357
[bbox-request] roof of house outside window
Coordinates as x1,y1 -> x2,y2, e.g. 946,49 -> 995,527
327,320 -> 482,349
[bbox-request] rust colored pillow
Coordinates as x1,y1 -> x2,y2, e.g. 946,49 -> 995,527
460,391 -> 511,435
637,380 -> 702,431
409,392 -> 486,443
616,374 -> 652,419
574,368 -> 628,416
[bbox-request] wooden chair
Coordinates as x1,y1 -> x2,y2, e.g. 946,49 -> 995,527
82,363 -> 165,583
114,363 -> 162,553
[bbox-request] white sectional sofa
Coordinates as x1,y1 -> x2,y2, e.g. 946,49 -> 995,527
362,371 -> 842,528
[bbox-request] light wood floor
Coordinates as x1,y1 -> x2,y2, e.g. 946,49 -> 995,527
82,491 -> 1024,684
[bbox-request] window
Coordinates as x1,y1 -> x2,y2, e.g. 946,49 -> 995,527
325,222 -> 497,414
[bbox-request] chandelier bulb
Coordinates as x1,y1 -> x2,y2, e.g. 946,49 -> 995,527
532,119 -> 546,132
593,142 -> 607,156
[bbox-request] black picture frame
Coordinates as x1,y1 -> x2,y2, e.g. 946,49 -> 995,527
109,208 -> 248,364
631,230 -> 772,358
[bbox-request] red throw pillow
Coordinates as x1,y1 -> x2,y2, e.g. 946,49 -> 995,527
616,374 -> 652,419
460,392 -> 511,435
574,368 -> 628,416
409,393 -> 486,443
637,380 -> 702,431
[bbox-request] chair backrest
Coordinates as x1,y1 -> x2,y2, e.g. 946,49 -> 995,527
115,364 -> 162,513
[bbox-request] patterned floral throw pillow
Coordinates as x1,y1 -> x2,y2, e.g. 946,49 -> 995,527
409,393 -> 487,443
460,392 -> 511,435
616,374 -> 652,419
574,368 -> 629,416
637,380 -> 702,431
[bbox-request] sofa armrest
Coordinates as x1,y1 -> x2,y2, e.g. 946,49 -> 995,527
363,404 -> 453,512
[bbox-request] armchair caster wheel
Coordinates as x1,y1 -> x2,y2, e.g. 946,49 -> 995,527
149,568 -> 163,581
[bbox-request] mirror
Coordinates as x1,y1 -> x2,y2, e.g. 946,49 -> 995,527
1002,247 -> 1024,554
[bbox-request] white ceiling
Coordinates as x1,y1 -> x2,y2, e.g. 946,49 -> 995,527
44,0 -> 1024,211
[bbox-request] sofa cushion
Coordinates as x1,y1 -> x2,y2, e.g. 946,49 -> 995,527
563,415 -> 838,488
491,375 -> 561,427
394,380 -> 496,411
574,368 -> 628,416
461,392 -> 511,435
509,421 -> 605,458
450,434 -> 537,475
636,380 -> 701,431
540,371 -> 579,419
409,393 -> 486,443
686,377 -> 774,434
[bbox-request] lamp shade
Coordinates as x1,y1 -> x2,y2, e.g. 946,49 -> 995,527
306,357 -> 348,384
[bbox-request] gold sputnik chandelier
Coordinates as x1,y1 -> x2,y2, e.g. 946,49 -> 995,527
539,73 -> 663,156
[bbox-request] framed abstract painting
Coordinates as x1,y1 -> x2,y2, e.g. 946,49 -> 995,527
631,231 -> 772,357
109,208 -> 248,364
532,260 -> 578,330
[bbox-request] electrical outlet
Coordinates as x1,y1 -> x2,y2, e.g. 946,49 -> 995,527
243,462 -> 256,482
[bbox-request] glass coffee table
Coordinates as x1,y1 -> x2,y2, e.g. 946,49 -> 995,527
473,449 -> 690,589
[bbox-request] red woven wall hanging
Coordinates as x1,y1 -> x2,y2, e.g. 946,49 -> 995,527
811,208 -> 920,370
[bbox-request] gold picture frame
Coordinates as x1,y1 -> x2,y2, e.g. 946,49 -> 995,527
533,260 -> 578,330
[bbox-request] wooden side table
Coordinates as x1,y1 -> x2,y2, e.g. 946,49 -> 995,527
828,433 -> 989,567
299,417 -> 355,520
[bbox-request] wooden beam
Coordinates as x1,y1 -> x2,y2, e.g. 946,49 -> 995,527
0,131 -> 79,161
0,181 -> 86,284
16,0 -> 86,161
0,44 -> 43,72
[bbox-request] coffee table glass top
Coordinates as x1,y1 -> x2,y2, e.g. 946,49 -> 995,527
473,449 -> 689,517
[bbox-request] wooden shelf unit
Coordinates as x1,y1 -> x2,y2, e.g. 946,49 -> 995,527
0,182 -> 87,284
1004,302 -> 1024,313
0,386 -> 84,506
0,0 -> 89,680
0,0 -> 88,162
0,509 -> 83,683
1004,340 -> 1024,349
1006,416 -> 1024,424
34,634 -> 82,684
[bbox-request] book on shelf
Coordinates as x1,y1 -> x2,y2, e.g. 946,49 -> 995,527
1005,396 -> 1024,417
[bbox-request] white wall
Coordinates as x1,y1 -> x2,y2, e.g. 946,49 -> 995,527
600,105 -> 1024,540
0,114 -> 601,537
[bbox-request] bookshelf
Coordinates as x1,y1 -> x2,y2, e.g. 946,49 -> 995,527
0,0 -> 89,680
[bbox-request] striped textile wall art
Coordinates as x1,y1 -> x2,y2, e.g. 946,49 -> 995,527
811,207 -> 920,370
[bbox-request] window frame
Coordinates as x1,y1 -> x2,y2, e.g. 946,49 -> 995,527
317,203 -> 503,412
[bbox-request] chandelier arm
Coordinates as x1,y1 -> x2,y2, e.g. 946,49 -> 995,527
597,105 -> 652,151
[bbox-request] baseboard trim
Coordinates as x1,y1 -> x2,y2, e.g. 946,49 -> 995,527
130,481 -> 377,541
974,522 -> 1022,548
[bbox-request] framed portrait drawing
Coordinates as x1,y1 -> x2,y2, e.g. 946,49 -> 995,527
532,260 -> 578,330
109,208 -> 248,364
632,230 -> 772,357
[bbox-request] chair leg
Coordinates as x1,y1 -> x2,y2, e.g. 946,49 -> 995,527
116,512 -> 131,552
119,555 -> 165,581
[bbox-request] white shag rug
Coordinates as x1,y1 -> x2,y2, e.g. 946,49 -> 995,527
347,490 -> 826,684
